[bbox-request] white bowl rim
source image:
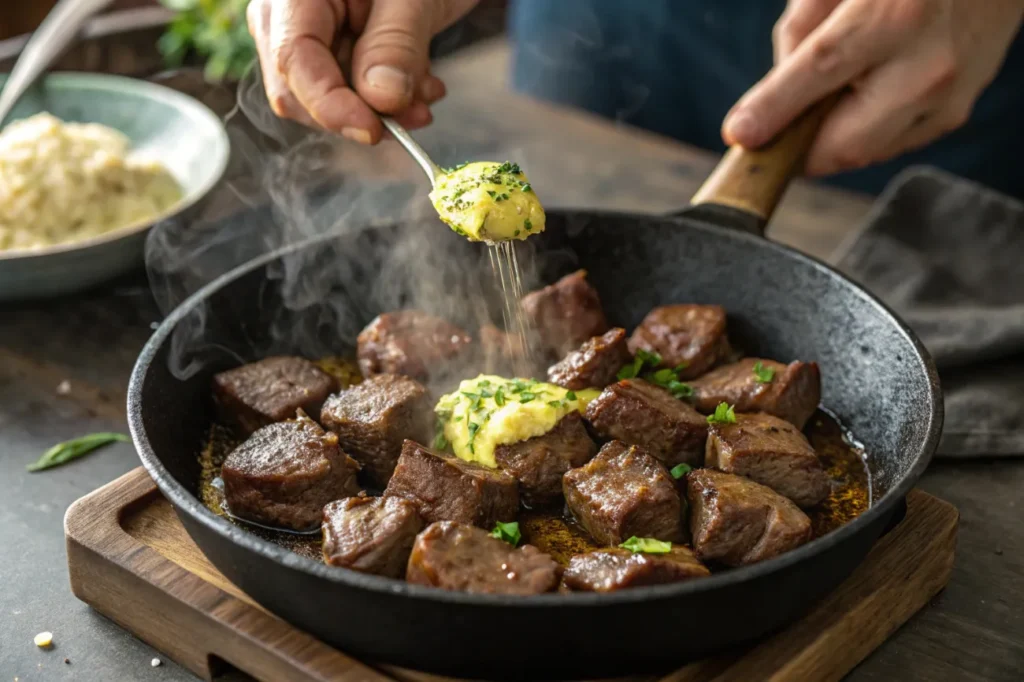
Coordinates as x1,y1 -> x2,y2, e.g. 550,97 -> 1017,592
0,71 -> 231,262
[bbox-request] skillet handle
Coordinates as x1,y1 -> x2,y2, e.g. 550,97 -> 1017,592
684,92 -> 842,235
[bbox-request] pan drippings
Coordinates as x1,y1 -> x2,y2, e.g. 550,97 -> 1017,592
197,356 -> 872,569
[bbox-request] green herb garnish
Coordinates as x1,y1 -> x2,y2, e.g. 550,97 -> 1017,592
707,402 -> 737,424
670,463 -> 692,479
619,536 -> 672,554
467,421 -> 480,454
494,387 -> 506,406
524,218 -> 533,231
496,161 -> 522,175
26,433 -> 129,472
519,391 -> 537,403
432,431 -> 449,450
566,391 -> 577,401
491,520 -> 521,546
752,361 -> 775,384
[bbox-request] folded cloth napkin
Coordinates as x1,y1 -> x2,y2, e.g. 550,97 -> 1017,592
830,165 -> 1024,458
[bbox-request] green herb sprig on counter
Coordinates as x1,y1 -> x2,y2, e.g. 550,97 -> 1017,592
26,433 -> 130,472
752,361 -> 775,384
669,463 -> 692,479
707,402 -> 737,424
491,521 -> 521,546
619,536 -> 672,554
157,0 -> 255,83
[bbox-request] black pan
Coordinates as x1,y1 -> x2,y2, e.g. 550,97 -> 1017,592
128,100 -> 942,680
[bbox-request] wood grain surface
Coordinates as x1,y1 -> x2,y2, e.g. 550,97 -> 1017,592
65,467 -> 957,682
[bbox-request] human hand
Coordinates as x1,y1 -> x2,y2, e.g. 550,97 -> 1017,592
722,0 -> 1024,176
247,0 -> 480,144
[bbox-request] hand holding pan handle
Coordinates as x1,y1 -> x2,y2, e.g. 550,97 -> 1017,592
682,91 -> 843,237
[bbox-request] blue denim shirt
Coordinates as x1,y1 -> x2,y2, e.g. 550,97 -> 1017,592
508,0 -> 1024,199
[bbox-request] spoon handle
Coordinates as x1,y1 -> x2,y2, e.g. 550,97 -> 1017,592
0,0 -> 113,125
381,117 -> 444,186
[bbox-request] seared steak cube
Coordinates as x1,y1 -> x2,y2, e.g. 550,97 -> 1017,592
521,269 -> 609,359
687,469 -> 812,566
356,310 -> 473,382
322,496 -> 424,578
584,379 -> 708,467
547,328 -> 631,390
213,356 -> 337,436
563,440 -> 684,545
706,412 -> 830,507
320,373 -> 432,487
494,412 -> 597,508
563,546 -> 710,592
384,440 -> 519,528
406,521 -> 561,594
627,304 -> 731,379
690,358 -> 821,429
222,410 -> 361,531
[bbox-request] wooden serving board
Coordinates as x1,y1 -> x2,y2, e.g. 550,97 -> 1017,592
65,467 -> 958,682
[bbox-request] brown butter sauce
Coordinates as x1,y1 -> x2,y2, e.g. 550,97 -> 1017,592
199,358 -> 872,568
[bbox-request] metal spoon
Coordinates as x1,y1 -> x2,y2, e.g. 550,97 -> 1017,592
0,0 -> 113,127
380,117 -> 446,188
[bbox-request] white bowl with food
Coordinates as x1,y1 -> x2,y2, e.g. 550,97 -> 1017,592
0,72 -> 229,301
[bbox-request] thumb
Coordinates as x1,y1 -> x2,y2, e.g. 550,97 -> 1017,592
351,0 -> 434,114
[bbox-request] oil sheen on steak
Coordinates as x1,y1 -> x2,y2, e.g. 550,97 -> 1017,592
406,520 -> 561,594
706,412 -> 830,507
520,269 -> 609,360
212,356 -> 337,436
563,440 -> 684,545
547,327 -> 631,390
493,412 -> 597,508
384,440 -> 519,528
356,310 -> 473,382
627,304 -> 731,379
584,379 -> 708,467
687,468 -> 812,566
690,358 -> 821,429
222,410 -> 361,531
320,373 -> 432,488
563,546 -> 710,592
322,496 -> 424,578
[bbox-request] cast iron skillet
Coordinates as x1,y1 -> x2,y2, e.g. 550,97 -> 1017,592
128,99 -> 943,680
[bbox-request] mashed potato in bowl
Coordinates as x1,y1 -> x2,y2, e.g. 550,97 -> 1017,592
0,112 -> 184,252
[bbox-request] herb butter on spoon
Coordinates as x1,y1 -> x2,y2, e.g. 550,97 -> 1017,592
429,161 -> 546,242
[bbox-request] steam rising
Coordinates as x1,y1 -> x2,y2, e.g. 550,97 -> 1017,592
144,62 -> 551,394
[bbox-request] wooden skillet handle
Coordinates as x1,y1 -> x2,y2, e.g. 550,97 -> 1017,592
689,92 -> 842,228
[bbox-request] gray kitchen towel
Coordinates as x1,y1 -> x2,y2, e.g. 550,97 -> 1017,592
831,165 -> 1024,458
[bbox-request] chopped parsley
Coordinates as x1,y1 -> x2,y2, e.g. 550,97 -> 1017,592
524,218 -> 533,231
496,161 -> 522,175
519,391 -> 537,403
566,391 -> 577,401
707,402 -> 737,424
486,190 -> 497,199
467,421 -> 480,453
521,183 -> 532,192
432,431 -> 449,450
752,361 -> 775,383
494,387 -> 506,406
670,463 -> 692,479
617,348 -> 662,380
491,520 -> 521,546
619,536 -> 672,554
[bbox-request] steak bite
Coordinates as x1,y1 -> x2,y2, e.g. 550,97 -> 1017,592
213,356 -> 337,436
322,496 -> 424,578
584,379 -> 708,467
563,440 -> 684,546
384,440 -> 519,528
687,469 -> 812,566
520,269 -> 609,359
627,304 -> 731,380
690,358 -> 821,429
222,410 -> 361,531
563,546 -> 710,592
319,373 -> 432,487
547,327 -> 631,390
706,412 -> 830,507
406,521 -> 561,594
493,412 -> 598,508
356,310 -> 473,382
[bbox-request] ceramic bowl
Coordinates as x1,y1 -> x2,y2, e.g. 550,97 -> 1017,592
0,72 -> 229,301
